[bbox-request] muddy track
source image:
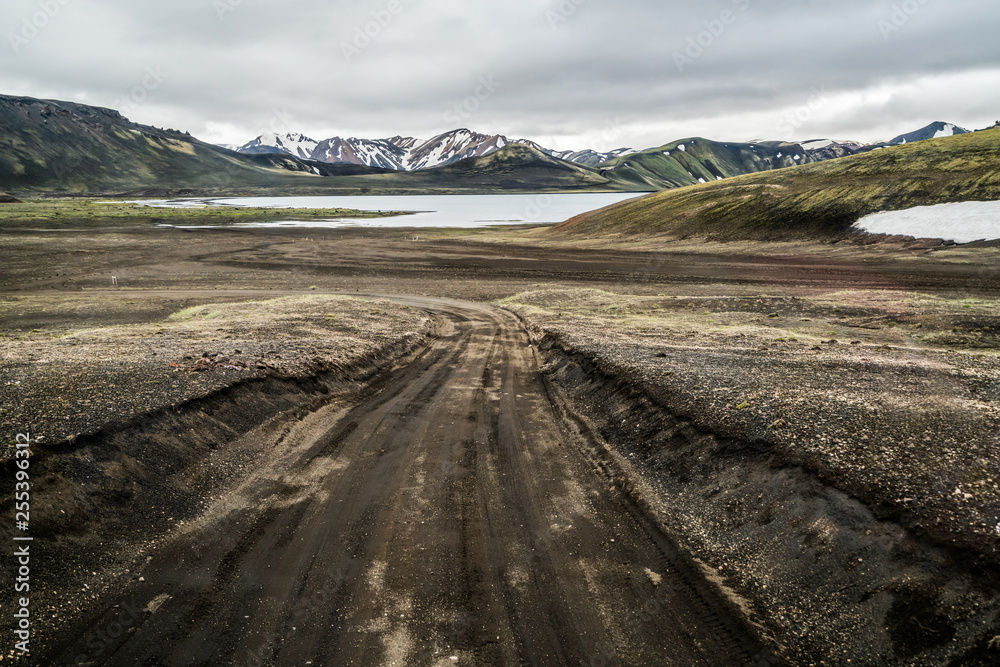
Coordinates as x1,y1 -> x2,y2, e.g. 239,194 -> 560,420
46,297 -> 773,666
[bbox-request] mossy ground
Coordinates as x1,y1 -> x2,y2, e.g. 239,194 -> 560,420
0,199 -> 404,229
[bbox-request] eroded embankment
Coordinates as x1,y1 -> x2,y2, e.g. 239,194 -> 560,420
0,329 -> 432,659
532,328 -> 1000,667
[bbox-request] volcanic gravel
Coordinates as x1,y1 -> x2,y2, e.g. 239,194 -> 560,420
0,295 -> 431,459
502,288 -> 1000,561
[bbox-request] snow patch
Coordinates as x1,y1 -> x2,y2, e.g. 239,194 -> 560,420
934,123 -> 958,139
854,201 -> 1000,244
800,139 -> 835,150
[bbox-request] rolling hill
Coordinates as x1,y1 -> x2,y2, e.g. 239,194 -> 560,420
594,138 -> 817,190
394,144 -> 626,191
551,128 -> 1000,241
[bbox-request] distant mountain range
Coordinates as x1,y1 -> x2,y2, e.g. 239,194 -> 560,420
0,94 -> 640,195
0,92 -> 988,197
233,130 -> 635,172
229,121 -> 972,173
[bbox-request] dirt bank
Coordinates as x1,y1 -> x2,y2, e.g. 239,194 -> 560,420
503,290 -> 1000,665
0,295 -> 432,663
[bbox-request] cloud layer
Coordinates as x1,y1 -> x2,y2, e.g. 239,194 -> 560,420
3,0 -> 999,149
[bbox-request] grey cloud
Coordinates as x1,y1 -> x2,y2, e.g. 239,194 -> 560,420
1,0 -> 998,149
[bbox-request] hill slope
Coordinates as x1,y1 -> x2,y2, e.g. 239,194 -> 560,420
396,144 -> 628,191
594,138 -> 817,190
883,121 -> 970,146
552,128 -> 1000,241
0,95 -> 391,194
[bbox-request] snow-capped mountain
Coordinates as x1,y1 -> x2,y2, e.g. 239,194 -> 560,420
311,136 -> 413,170
406,130 -> 511,170
237,132 -> 319,160
884,121 -> 969,146
235,128 -> 636,171
797,138 -> 866,160
235,129 -> 517,171
543,147 -> 636,167
795,122 -> 969,159
233,120 -> 974,173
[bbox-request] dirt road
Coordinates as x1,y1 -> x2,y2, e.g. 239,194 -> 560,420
45,296 -> 768,666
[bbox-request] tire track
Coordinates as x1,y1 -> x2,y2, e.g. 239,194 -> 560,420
46,297 -> 770,667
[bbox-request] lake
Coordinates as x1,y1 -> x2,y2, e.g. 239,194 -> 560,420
137,193 -> 647,229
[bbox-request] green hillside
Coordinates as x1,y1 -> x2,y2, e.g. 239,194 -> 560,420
552,128 -> 1000,241
596,138 -> 816,190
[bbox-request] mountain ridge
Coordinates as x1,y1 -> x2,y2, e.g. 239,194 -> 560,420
234,120 -> 976,175
0,94 -> 638,195
235,129 -> 635,171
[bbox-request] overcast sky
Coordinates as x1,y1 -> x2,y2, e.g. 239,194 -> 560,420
3,0 -> 1000,150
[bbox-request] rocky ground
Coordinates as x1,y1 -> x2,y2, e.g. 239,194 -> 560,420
0,294 -> 431,456
500,288 -> 1000,557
